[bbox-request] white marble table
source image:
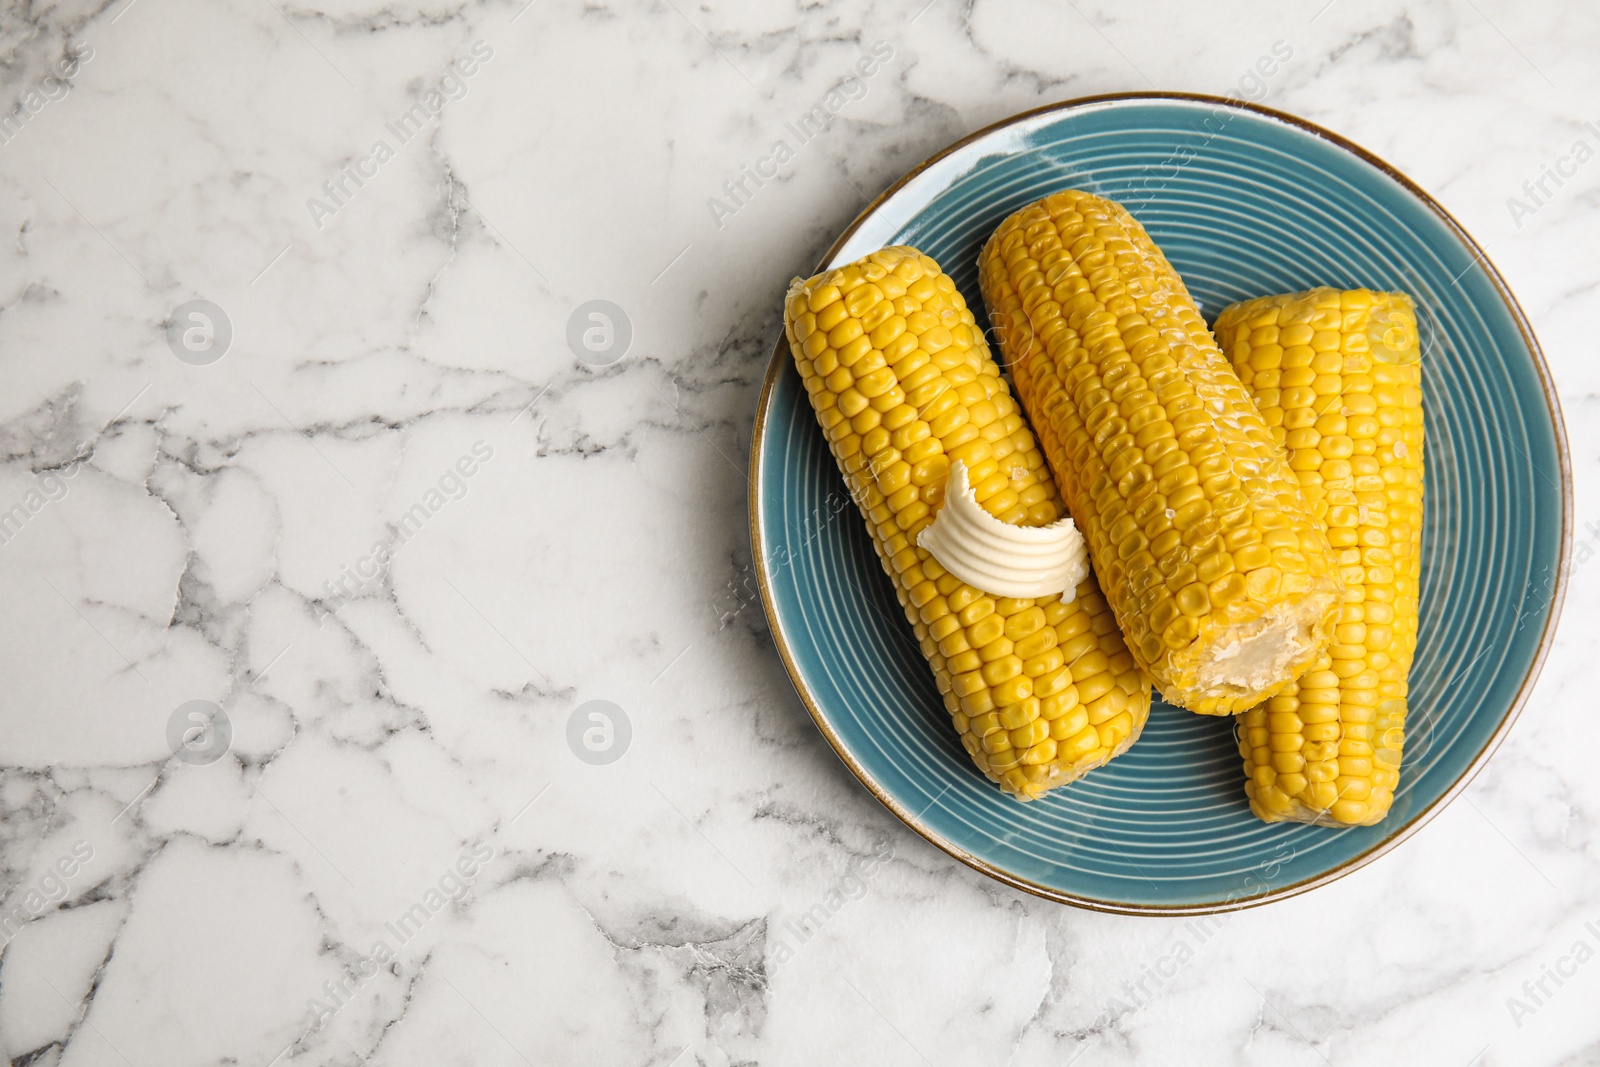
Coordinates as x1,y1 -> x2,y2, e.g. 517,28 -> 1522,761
0,0 -> 1594,1063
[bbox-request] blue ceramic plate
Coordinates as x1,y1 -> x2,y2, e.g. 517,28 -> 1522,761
749,93 -> 1570,914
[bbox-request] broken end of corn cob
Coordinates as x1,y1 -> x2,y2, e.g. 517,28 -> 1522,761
783,246 -> 1152,801
978,189 -> 1342,716
1217,287 -> 1424,828
1187,592 -> 1342,713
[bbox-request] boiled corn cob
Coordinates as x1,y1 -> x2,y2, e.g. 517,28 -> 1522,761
783,246 -> 1152,800
979,190 -> 1343,715
1216,288 -> 1424,826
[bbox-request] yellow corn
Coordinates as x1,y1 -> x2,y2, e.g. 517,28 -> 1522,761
1216,287 -> 1424,826
783,246 -> 1152,800
979,190 -> 1342,715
